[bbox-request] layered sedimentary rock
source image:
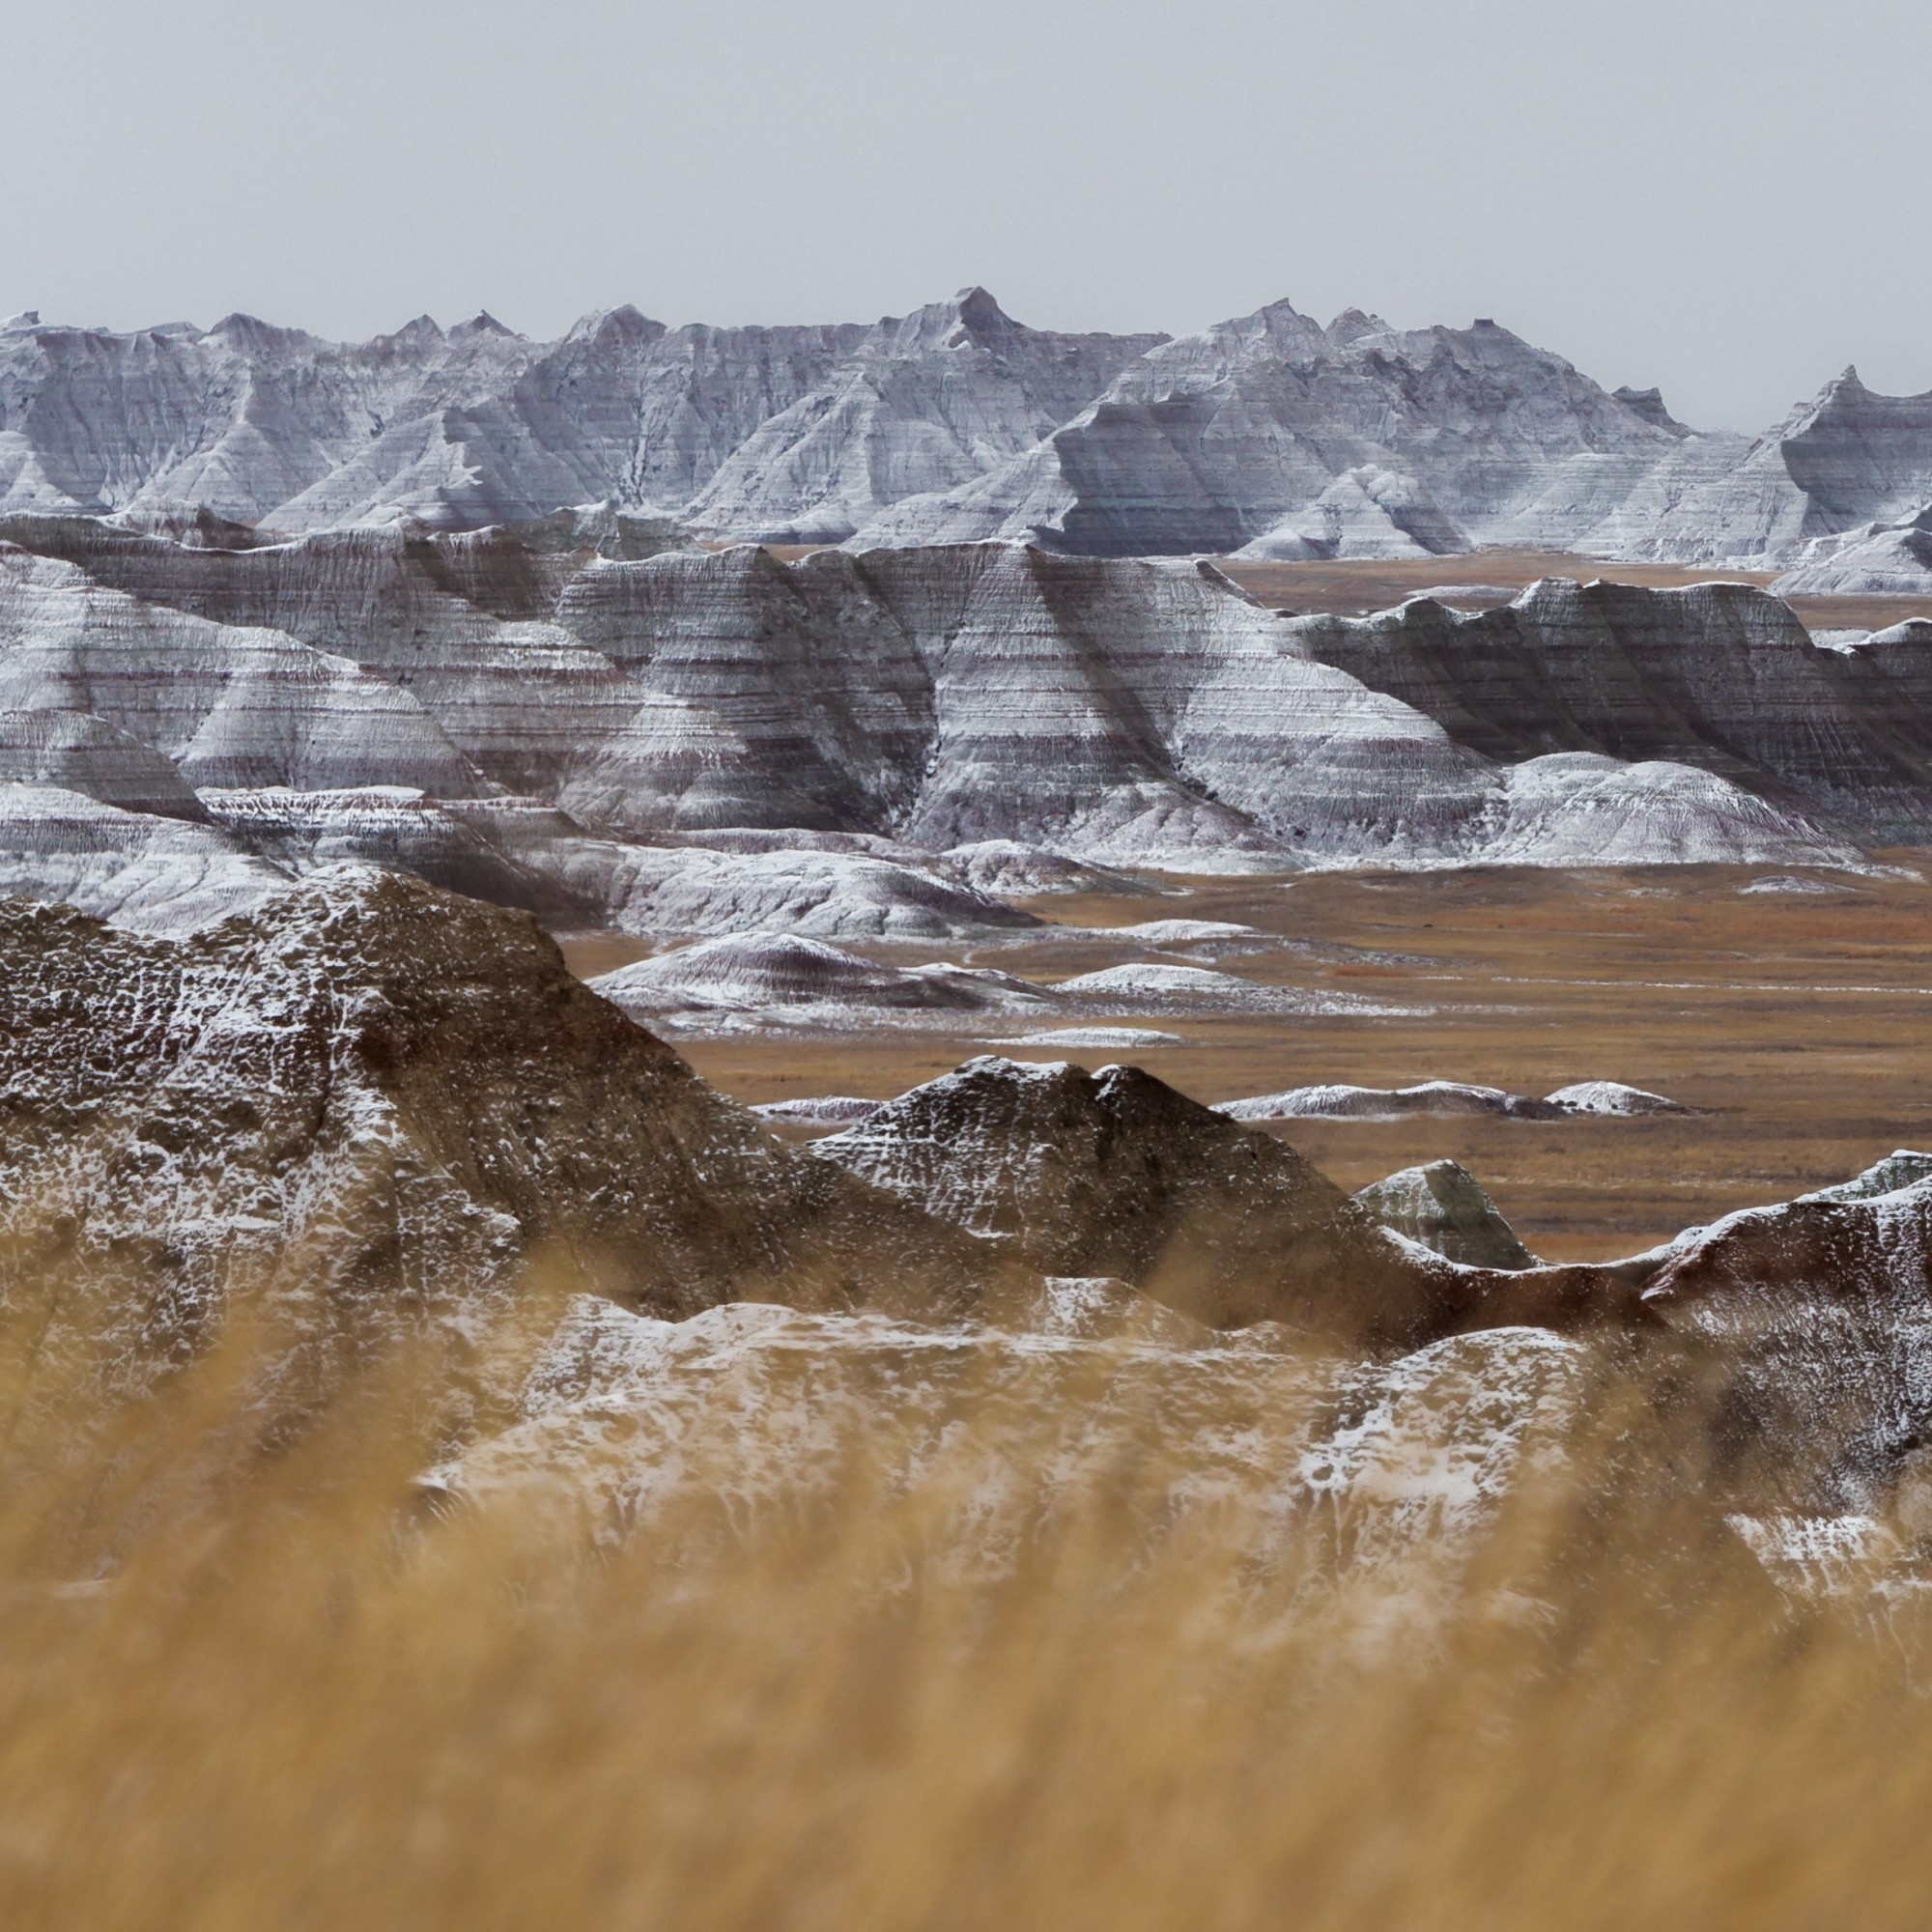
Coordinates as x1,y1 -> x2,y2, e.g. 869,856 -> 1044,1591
683,289 -> 1166,542
1289,578 -> 1932,842
6,296 -> 1932,562
0,783 -> 291,932
0,867 -> 1008,1429
0,523 -> 1902,925
591,933 -> 1050,1025
1776,506 -> 1932,595
855,303 -> 1689,555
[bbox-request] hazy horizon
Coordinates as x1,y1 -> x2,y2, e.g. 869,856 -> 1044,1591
10,0 -> 1929,435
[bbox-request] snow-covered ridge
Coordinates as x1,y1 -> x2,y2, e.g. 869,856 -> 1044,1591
3,292 -> 1932,562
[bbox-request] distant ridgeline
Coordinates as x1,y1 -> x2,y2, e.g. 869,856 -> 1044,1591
1,291 -> 1930,571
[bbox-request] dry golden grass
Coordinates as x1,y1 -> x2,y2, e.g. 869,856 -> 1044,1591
0,1291 -> 1927,1931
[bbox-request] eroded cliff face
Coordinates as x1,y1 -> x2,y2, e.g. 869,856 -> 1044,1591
0,867 -> 1008,1435
7,295 -> 1932,565
0,527 -> 1891,925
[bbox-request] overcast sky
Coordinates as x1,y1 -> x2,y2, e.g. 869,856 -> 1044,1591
8,0 -> 1926,431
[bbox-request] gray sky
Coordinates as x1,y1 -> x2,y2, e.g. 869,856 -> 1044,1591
10,0 -> 1927,431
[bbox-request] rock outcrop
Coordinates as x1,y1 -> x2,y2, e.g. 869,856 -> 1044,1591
805,1055 -> 1602,1340
429,1293 -> 1631,1632
1641,1152 -> 1932,1514
0,868 -> 1005,1426
1354,1161 -> 1540,1270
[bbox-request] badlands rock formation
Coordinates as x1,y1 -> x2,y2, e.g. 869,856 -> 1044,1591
806,1056 -> 1633,1340
1776,508 -> 1932,596
430,1295 -> 1637,1625
0,867 -> 1009,1430
1217,1080 -> 1685,1122
7,866 -> 1932,1601
0,521 -> 1889,920
6,295 -> 1932,561
591,932 -> 1050,1028
1353,1161 -> 1540,1271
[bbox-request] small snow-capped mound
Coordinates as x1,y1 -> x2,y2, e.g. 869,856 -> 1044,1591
1774,505 -> 1932,595
1544,1081 -> 1689,1117
809,1054 -> 1451,1338
750,1095 -> 885,1127
940,840 -> 1151,899
1091,918 -> 1256,947
1003,1025 -> 1184,1049
1217,1081 -> 1557,1122
1056,961 -> 1405,1015
590,931 -> 1050,1021
1354,1160 -> 1539,1271
1479,754 -> 1858,868
0,783 -> 291,933
1739,873 -> 1847,896
589,846 -> 1037,941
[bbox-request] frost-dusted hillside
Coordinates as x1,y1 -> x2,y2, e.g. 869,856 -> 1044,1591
6,292 -> 1932,563
0,523 -> 1901,931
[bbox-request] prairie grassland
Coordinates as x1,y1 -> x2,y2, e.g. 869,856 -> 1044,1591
639,859 -> 1932,1262
0,1293 -> 1924,1932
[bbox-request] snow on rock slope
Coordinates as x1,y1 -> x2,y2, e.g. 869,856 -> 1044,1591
1643,1152 -> 1932,1514
1776,505 -> 1932,595
0,707 -> 209,818
429,1293 -> 1628,1633
854,301 -> 1688,556
1288,578 -> 1932,845
0,783 -> 292,932
0,867 -> 1008,1426
1354,1161 -> 1540,1271
806,1056 -> 1632,1340
590,933 -> 1050,1023
0,524 -> 1898,919
683,289 -> 1167,542
0,544 -> 488,795
1233,466 -> 1469,561
1544,1081 -> 1689,1116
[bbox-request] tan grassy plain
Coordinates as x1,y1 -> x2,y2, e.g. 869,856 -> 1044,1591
0,1303 -> 1926,1931
565,859 -> 1932,1261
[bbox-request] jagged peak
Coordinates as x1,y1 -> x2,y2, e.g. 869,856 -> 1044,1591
561,304 -> 667,349
450,310 -> 517,341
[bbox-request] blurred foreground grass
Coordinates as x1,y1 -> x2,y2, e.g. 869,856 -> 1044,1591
0,1292 -> 1920,1932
